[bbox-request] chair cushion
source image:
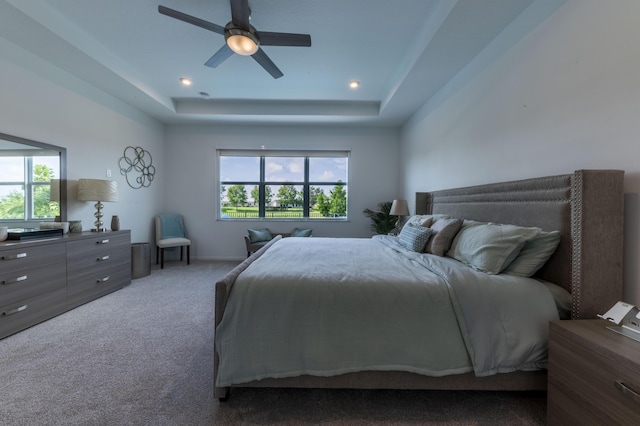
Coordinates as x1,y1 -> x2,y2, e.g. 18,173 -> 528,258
157,237 -> 191,248
159,214 -> 187,239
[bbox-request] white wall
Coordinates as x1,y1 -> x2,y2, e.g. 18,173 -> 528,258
0,39 -> 165,245
164,124 -> 401,260
401,0 -> 640,305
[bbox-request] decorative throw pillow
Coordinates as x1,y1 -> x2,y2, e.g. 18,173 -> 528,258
503,231 -> 561,277
248,228 -> 272,243
291,228 -> 313,237
398,223 -> 434,252
406,215 -> 432,227
425,218 -> 463,256
447,223 -> 541,274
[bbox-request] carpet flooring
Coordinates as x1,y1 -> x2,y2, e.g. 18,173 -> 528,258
0,260 -> 546,425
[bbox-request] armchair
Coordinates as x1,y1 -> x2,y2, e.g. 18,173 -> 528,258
155,214 -> 191,269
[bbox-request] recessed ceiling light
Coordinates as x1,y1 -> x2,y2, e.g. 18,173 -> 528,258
349,80 -> 360,89
180,77 -> 192,86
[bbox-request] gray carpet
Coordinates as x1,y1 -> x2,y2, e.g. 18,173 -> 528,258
0,260 -> 546,425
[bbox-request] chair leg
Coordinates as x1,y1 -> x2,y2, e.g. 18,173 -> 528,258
180,246 -> 183,261
156,246 -> 159,265
187,246 -> 190,265
160,248 -> 165,269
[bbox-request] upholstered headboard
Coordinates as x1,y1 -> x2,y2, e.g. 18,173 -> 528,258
416,170 -> 624,320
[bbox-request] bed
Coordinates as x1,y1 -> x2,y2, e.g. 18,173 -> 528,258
213,169 -> 624,400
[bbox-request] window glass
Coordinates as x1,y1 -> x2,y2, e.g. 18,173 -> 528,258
0,157 -> 24,181
218,150 -> 349,220
309,157 -> 347,182
0,155 -> 59,220
220,156 -> 260,182
0,185 -> 25,219
265,157 -> 304,182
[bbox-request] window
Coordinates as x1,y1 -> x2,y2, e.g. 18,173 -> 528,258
219,150 -> 349,220
0,153 -> 60,221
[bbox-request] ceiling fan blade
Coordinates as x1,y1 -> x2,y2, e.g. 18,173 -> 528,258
158,5 -> 225,35
257,32 -> 312,47
230,0 -> 251,30
252,48 -> 284,79
205,44 -> 234,68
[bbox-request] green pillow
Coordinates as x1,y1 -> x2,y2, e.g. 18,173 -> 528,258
447,222 -> 540,274
291,228 -> 312,237
503,231 -> 561,277
248,228 -> 272,243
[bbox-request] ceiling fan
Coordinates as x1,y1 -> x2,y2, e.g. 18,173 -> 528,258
158,0 -> 312,79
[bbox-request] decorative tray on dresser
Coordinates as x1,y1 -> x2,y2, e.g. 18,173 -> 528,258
547,319 -> 640,425
0,230 -> 131,340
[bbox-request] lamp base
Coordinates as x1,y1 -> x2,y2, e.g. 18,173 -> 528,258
92,201 -> 105,232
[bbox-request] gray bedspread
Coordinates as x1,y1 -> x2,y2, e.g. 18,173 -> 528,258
215,236 -> 559,387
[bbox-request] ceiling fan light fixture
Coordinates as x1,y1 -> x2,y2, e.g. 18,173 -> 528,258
226,28 -> 259,56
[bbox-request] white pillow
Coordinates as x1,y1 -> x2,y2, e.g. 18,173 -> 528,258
447,222 -> 541,274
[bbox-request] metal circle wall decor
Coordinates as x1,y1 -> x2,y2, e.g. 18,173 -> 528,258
119,146 -> 156,189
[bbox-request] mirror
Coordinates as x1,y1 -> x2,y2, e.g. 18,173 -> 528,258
0,132 -> 67,223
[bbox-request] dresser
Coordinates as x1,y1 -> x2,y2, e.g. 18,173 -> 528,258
0,230 -> 131,339
547,319 -> 640,425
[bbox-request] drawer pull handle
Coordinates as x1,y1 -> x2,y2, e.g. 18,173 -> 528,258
2,252 -> 27,260
1,275 -> 28,285
97,276 -> 110,284
615,380 -> 640,404
97,255 -> 110,261
2,305 -> 27,316
97,239 -> 110,244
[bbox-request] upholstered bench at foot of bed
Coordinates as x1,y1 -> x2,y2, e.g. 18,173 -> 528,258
244,229 -> 312,257
244,233 -> 290,257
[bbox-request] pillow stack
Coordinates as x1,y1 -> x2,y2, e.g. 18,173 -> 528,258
447,222 -> 560,276
394,215 -> 560,277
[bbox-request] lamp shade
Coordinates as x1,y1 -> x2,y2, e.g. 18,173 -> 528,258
389,199 -> 409,216
49,179 -> 60,202
77,179 -> 119,202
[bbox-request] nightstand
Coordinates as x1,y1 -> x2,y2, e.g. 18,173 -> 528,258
547,319 -> 640,424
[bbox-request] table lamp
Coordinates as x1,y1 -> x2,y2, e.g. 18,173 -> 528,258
390,199 -> 410,230
77,179 -> 119,232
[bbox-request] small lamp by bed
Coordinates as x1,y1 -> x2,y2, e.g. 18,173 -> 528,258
390,199 -> 410,233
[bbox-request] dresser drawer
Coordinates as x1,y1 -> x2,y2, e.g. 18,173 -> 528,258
0,243 -> 65,274
67,233 -> 129,259
548,322 -> 640,424
0,287 -> 67,339
67,237 -> 130,275
67,265 -> 130,309
0,263 -> 66,307
67,248 -> 129,276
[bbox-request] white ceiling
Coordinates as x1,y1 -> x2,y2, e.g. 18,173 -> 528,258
0,0 -> 534,126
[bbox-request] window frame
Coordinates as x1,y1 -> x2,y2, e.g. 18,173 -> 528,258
218,149 -> 349,221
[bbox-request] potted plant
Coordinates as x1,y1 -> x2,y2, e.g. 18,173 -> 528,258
363,201 -> 397,235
